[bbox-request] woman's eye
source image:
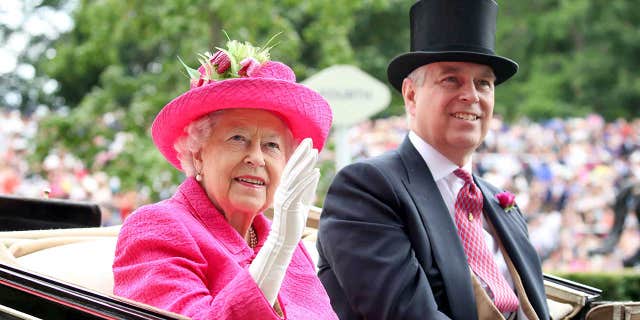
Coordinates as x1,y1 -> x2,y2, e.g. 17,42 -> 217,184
229,135 -> 245,142
265,142 -> 280,150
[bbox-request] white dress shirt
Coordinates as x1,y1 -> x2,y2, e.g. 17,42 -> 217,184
408,131 -> 526,320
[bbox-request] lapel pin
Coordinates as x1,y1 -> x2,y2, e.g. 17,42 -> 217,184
496,191 -> 516,212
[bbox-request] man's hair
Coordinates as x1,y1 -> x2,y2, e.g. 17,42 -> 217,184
404,66 -> 428,128
407,66 -> 427,87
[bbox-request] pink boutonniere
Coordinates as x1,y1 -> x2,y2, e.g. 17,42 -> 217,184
496,191 -> 516,212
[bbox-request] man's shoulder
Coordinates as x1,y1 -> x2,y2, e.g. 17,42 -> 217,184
344,149 -> 404,173
328,149 -> 407,196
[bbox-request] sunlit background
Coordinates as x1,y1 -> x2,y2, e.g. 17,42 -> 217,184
1,0 -> 639,296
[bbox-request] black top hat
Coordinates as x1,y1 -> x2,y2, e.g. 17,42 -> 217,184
387,0 -> 518,91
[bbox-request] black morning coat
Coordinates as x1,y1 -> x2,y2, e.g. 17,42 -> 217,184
317,137 -> 550,320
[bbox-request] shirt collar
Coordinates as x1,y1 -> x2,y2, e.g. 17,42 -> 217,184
408,131 -> 473,181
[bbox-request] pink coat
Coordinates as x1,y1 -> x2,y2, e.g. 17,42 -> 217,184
113,177 -> 337,320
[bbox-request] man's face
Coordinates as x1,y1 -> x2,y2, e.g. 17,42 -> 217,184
402,61 -> 495,165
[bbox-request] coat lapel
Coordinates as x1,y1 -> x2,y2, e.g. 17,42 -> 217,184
397,138 -> 477,320
474,177 -> 537,293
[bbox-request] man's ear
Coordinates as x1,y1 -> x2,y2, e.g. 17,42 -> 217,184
402,78 -> 417,117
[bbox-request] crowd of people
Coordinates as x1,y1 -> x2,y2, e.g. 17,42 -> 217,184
1,108 -> 639,272
347,114 -> 640,272
0,108 -> 143,226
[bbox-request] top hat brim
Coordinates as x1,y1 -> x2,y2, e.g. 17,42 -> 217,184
387,51 -> 518,91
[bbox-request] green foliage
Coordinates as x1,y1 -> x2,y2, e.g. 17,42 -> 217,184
495,0 -> 640,121
29,0 -> 640,200
0,1 -> 68,113
34,0 -> 405,201
552,272 -> 640,301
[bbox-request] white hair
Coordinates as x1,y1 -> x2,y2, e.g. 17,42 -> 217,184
173,109 -> 295,177
174,111 -> 224,177
404,66 -> 428,128
406,65 -> 427,87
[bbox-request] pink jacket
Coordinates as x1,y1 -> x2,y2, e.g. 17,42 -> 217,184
113,177 -> 337,320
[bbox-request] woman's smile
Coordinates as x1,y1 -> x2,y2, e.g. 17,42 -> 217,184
234,175 -> 267,188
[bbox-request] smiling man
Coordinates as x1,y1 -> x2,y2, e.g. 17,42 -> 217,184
317,1 -> 550,319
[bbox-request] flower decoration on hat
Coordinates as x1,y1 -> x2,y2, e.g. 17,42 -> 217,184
178,34 -> 279,89
495,191 -> 516,212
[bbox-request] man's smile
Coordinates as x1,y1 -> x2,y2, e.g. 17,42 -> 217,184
452,112 -> 480,121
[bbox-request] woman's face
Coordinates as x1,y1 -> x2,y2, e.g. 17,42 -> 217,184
196,109 -> 290,216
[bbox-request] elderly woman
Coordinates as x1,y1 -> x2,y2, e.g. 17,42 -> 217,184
112,39 -> 337,319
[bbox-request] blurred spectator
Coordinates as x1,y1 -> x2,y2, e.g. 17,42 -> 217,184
0,108 -> 142,226
1,107 -> 639,271
346,114 -> 640,272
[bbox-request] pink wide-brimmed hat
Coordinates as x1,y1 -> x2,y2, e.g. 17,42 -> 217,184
151,39 -> 332,171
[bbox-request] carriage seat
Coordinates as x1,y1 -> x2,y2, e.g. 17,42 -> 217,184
0,223 -> 319,297
0,225 -> 120,295
0,207 -> 581,320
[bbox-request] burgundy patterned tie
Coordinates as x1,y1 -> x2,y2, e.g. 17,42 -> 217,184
453,168 -> 519,313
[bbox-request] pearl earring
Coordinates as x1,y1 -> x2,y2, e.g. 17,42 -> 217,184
195,173 -> 203,181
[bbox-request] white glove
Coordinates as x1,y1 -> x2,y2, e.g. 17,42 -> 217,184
249,138 -> 320,306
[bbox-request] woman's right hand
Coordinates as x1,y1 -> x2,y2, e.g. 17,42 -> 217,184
249,138 -> 319,306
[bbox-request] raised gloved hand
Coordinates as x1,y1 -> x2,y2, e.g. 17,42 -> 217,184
249,138 -> 319,306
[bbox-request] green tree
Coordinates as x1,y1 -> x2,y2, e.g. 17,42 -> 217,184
0,0 -> 71,113
35,0 -> 407,200
495,0 -> 640,120
30,0 -> 640,200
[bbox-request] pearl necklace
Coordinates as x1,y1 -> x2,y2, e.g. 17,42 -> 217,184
248,226 -> 258,249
